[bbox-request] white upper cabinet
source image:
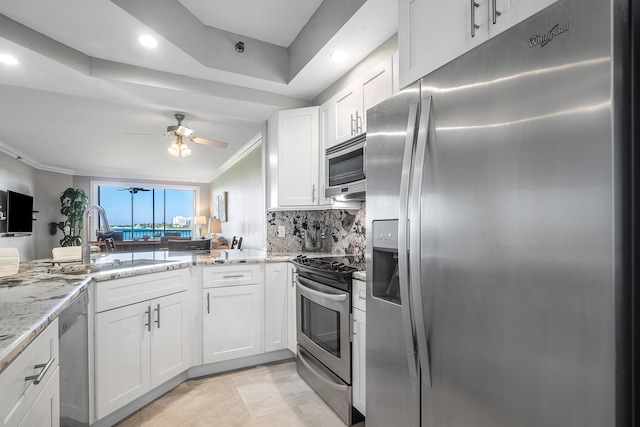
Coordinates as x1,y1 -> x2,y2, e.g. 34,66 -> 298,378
399,0 -> 558,87
489,0 -> 558,37
399,0 -> 488,87
268,107 -> 322,208
361,57 -> 394,131
332,86 -> 360,146
318,100 -> 334,206
330,57 -> 394,146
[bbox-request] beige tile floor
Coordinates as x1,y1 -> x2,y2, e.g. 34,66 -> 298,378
114,361 -> 365,427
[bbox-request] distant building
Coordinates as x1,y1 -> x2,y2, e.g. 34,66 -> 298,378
172,216 -> 191,227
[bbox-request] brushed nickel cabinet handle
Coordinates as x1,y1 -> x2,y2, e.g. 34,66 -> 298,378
145,306 -> 151,332
25,357 -> 55,385
154,303 -> 160,329
207,292 -> 210,314
471,0 -> 480,37
492,0 -> 501,24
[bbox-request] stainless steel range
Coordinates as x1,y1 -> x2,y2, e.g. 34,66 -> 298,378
291,256 -> 364,426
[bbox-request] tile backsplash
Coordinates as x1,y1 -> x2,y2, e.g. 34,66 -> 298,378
267,204 -> 365,264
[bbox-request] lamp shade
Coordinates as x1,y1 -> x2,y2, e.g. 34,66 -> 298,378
209,217 -> 222,234
195,216 -> 207,225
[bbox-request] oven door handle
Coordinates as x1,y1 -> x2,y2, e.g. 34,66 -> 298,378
297,278 -> 348,302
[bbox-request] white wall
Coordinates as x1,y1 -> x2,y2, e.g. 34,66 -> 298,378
0,150 -> 74,261
35,169 -> 75,259
210,144 -> 264,250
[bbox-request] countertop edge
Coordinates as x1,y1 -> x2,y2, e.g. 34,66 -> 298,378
0,276 -> 91,374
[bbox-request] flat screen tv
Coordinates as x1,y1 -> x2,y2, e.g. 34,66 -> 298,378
7,190 -> 33,234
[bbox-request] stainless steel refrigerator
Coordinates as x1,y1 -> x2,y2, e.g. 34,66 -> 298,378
365,0 -> 636,426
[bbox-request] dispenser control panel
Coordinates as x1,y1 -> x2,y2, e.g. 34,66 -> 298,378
372,220 -> 398,250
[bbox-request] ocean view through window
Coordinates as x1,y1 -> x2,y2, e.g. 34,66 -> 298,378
97,185 -> 196,239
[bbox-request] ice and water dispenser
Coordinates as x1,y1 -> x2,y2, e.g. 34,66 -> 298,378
372,220 -> 401,304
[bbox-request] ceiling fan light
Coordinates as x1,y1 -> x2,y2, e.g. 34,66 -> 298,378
180,143 -> 192,157
168,141 -> 180,157
176,125 -> 193,137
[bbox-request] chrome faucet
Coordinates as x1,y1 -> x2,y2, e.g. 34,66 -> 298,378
81,204 -> 111,265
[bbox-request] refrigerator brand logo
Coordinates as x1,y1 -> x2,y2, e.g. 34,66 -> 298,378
528,22 -> 569,48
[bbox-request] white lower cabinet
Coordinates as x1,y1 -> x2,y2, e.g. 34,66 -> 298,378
18,367 -> 60,427
0,320 -> 59,427
287,263 -> 297,354
265,263 -> 289,352
94,270 -> 191,420
352,278 -> 366,416
95,301 -> 150,418
202,264 -> 265,364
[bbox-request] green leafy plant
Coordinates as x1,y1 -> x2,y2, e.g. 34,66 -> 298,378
48,188 -> 88,247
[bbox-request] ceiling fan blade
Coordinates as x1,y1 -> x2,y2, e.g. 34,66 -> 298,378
189,136 -> 229,149
124,132 -> 163,136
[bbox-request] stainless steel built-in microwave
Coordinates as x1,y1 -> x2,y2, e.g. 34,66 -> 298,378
325,134 -> 366,200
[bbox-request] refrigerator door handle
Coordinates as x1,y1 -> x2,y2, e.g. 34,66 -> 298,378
409,95 -> 434,388
398,101 -> 420,379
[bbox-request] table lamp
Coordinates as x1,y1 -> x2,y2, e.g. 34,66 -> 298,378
195,216 -> 207,238
209,217 -> 222,247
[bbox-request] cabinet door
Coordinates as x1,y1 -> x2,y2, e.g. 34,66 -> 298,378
277,107 -> 320,207
360,57 -> 393,131
287,264 -> 297,354
0,320 -> 58,427
399,0 -> 489,88
203,284 -> 264,363
332,86 -> 360,145
150,291 -> 191,388
95,301 -> 151,419
318,100 -> 334,206
265,263 -> 289,352
489,0 -> 558,37
352,308 -> 366,416
18,367 -> 60,427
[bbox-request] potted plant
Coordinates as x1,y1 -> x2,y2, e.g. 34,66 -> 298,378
49,187 -> 88,246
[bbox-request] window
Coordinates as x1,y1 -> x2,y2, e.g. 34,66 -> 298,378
93,183 -> 198,240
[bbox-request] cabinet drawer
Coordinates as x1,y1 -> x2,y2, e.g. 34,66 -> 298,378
0,319 -> 59,427
202,264 -> 263,288
352,279 -> 366,312
96,269 -> 190,312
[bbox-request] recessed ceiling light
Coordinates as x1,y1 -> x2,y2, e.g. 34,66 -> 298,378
330,50 -> 347,62
0,54 -> 19,65
139,35 -> 158,48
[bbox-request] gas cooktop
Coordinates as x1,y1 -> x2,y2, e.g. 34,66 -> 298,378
291,255 -> 363,290
291,255 -> 359,274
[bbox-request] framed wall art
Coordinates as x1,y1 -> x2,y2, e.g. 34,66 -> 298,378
217,191 -> 227,222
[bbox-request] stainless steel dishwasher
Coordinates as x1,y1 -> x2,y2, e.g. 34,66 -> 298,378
59,289 -> 89,427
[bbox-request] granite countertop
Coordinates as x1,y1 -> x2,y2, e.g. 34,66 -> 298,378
0,248 -> 356,374
353,271 -> 366,281
0,263 -> 90,374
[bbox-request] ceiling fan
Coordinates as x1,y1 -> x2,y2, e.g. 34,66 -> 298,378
128,113 -> 229,158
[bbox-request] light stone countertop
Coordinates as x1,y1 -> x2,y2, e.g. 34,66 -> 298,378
353,271 -> 366,281
0,249 -> 353,374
